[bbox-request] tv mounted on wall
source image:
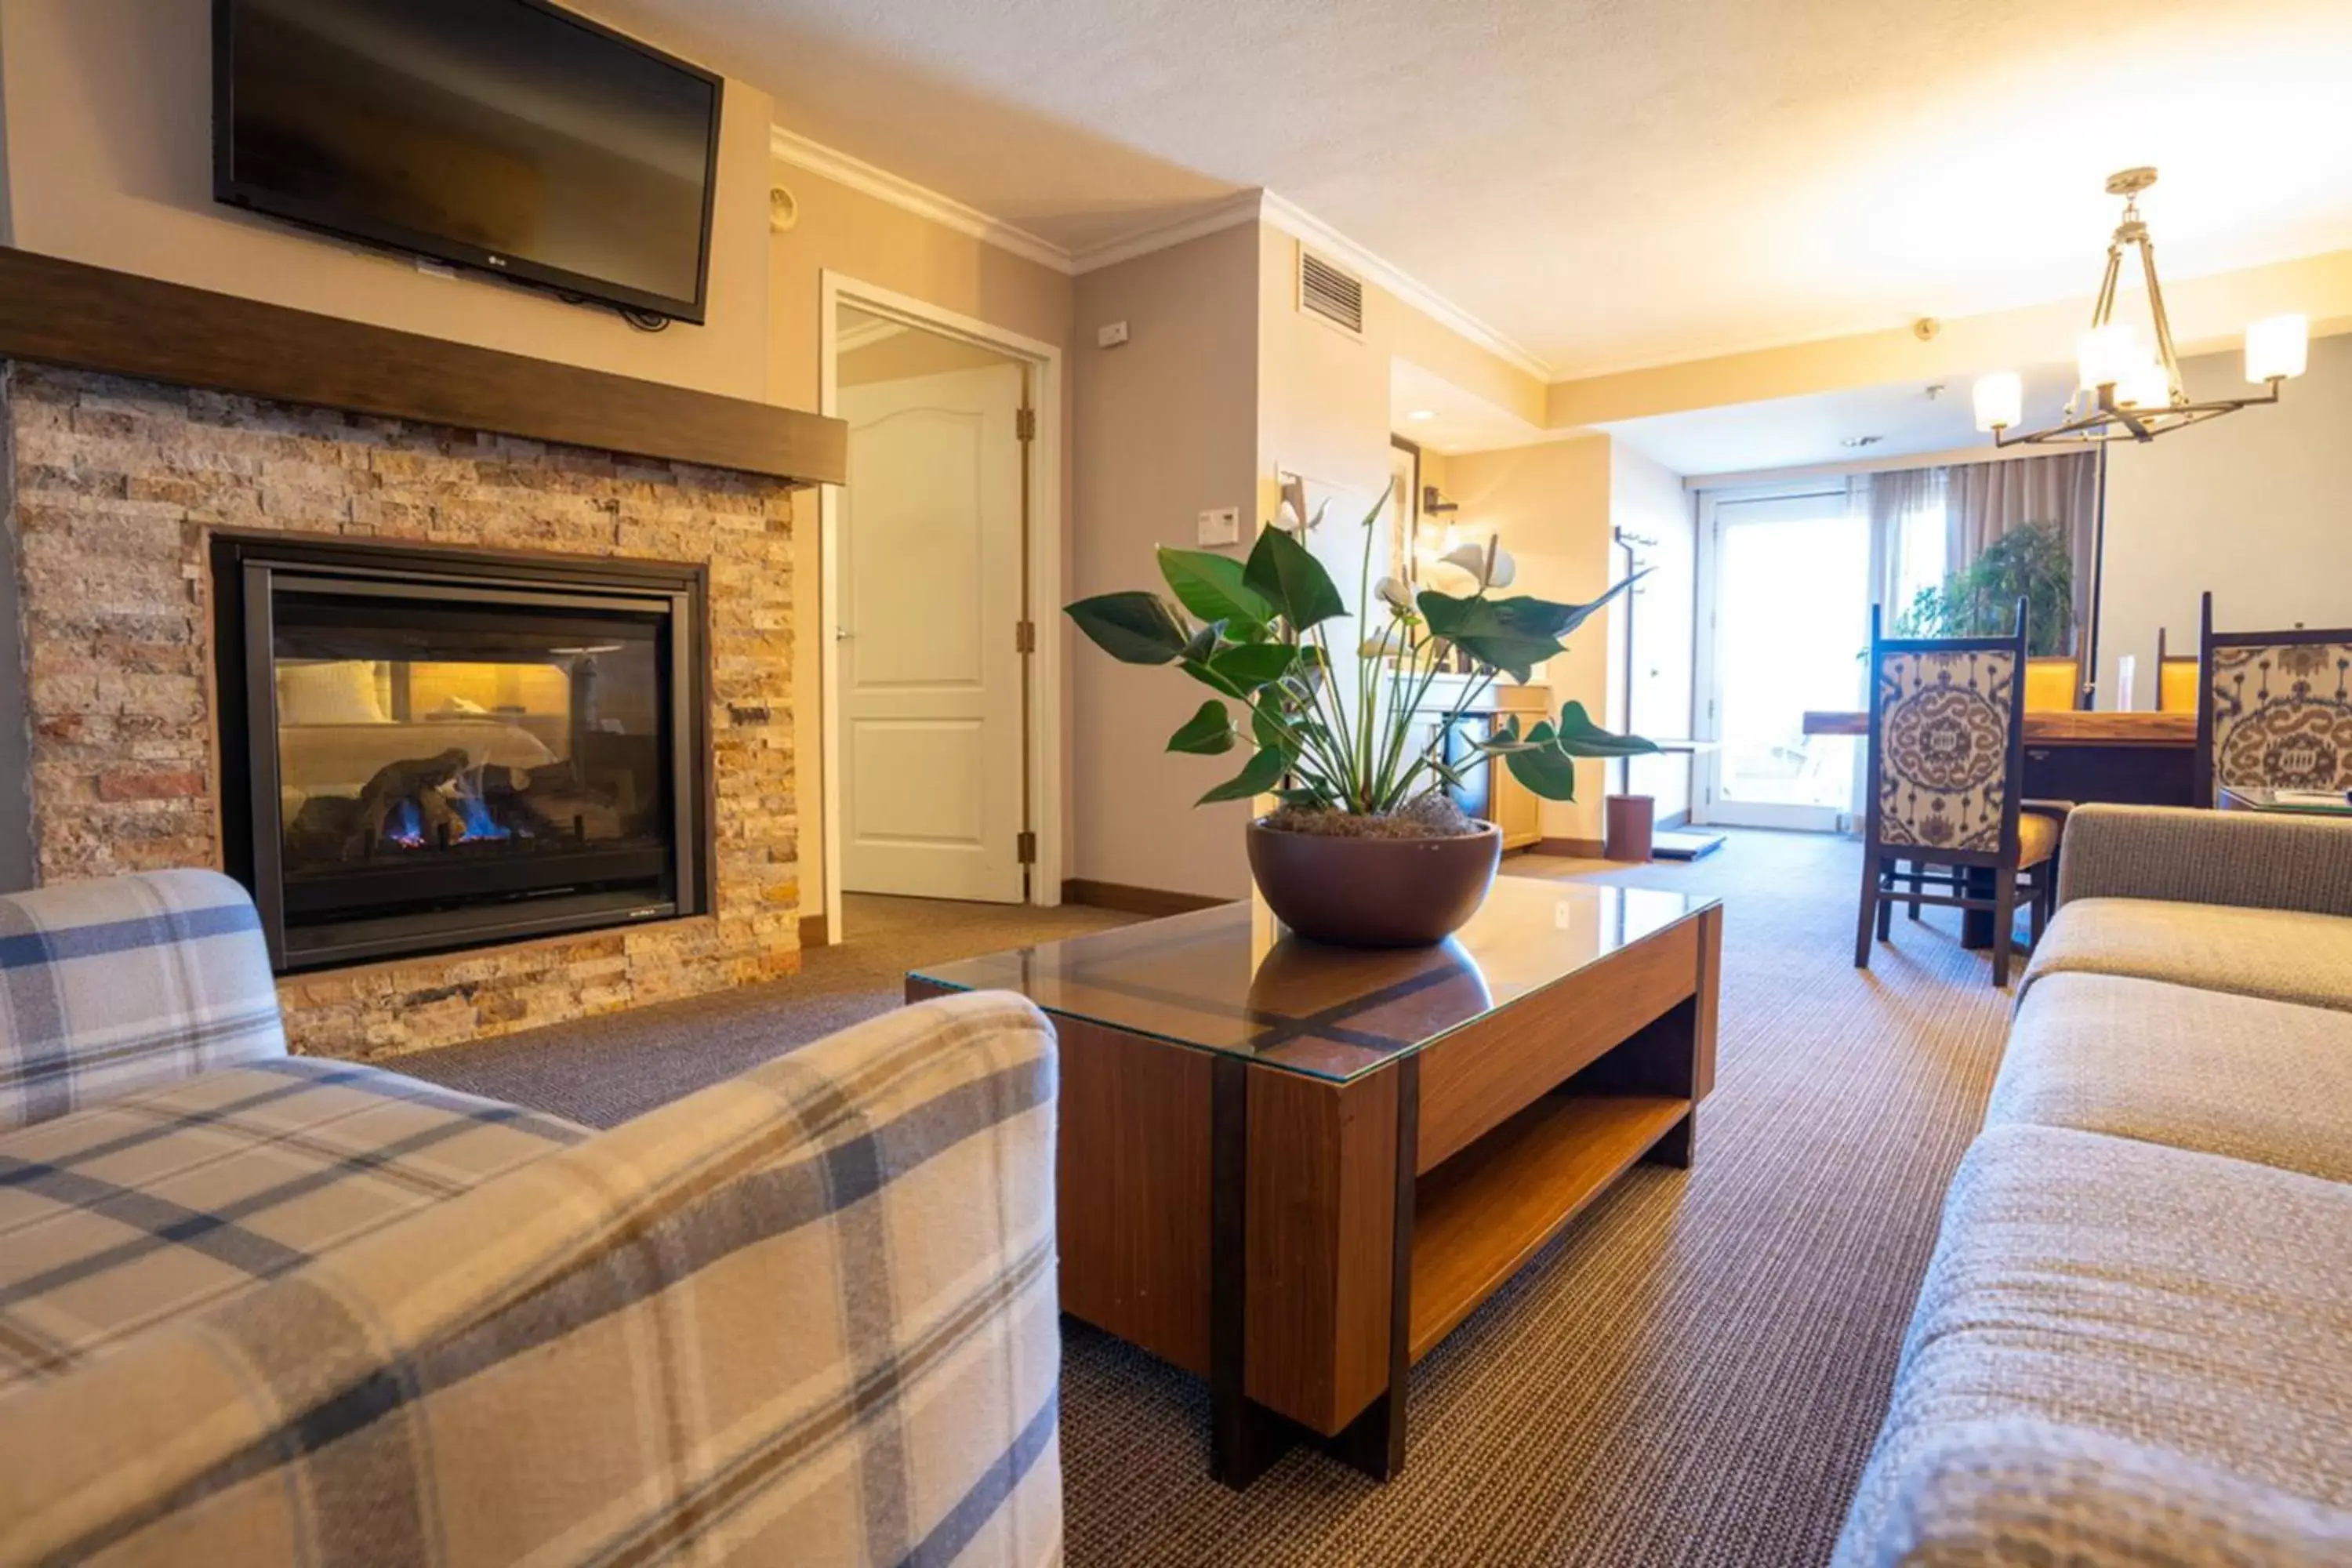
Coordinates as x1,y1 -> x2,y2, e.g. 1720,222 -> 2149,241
214,0 -> 724,325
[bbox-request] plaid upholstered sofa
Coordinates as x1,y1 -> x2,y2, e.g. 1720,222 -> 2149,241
1835,805 -> 2352,1566
0,869 -> 1062,1566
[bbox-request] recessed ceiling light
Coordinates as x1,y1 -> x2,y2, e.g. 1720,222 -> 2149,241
1840,434 -> 1883,448
1406,409 -> 1436,422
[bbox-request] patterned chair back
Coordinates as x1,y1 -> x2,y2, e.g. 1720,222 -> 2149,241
2197,593 -> 2352,804
1864,604 -> 2029,859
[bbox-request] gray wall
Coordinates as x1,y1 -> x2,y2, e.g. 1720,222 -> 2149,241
1069,223 -> 1262,898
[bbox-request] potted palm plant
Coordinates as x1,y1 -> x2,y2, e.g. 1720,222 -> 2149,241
1066,491 -> 1655,946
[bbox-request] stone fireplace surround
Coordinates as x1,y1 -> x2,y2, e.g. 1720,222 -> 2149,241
0,359 -> 804,1058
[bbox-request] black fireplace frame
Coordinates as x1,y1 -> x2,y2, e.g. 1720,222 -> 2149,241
212,534 -> 713,973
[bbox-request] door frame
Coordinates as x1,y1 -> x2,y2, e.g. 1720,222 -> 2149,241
818,271 -> 1065,938
1692,477 -> 1867,832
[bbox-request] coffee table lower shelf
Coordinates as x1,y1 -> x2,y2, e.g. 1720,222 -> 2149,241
1411,1093 -> 1692,1358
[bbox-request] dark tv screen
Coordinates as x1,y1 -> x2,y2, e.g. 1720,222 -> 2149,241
215,0 -> 723,322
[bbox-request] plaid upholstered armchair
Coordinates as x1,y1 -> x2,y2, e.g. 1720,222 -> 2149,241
0,870 -> 1062,1566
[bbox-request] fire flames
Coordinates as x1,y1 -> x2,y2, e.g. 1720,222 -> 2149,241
382,779 -> 518,849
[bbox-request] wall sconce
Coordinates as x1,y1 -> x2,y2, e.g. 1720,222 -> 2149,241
1421,485 -> 1458,517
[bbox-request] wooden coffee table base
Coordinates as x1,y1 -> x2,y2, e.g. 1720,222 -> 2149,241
909,902 -> 1720,1487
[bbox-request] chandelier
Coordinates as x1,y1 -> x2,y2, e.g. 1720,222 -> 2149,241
1972,168 -> 2308,446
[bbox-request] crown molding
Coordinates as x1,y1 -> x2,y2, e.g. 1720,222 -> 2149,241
1066,191 -> 1265,274
769,126 -> 1073,274
767,126 -> 1554,383
1258,192 -> 1555,382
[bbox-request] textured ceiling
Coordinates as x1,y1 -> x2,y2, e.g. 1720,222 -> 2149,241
598,0 -> 2352,376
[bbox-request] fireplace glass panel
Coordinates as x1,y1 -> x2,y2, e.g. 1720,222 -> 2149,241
267,584 -> 679,953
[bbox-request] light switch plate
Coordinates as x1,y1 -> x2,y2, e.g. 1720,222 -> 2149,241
1196,506 -> 1242,547
1097,321 -> 1131,348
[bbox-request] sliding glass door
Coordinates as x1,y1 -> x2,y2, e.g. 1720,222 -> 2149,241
1695,489 -> 1874,832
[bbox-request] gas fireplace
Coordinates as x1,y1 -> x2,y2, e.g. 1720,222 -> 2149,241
214,538 -> 710,972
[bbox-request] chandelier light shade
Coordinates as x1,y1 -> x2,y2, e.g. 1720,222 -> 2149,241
1971,372 -> 2024,433
2246,314 -> 2310,383
1973,169 -> 2309,447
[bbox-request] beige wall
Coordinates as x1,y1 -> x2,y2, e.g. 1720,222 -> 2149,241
769,164 -> 1074,917
1611,441 -> 1696,821
1069,223 -> 1262,898
2097,331 -> 2352,706
0,0 -> 775,401
1548,250 -> 2352,430
1443,436 -> 1617,844
1255,224 -> 1397,702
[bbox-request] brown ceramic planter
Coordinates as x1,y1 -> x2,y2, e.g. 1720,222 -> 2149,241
1246,818 -> 1502,947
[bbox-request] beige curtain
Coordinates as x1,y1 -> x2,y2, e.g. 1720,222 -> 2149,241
1946,452 -> 2100,653
1868,466 -> 1944,620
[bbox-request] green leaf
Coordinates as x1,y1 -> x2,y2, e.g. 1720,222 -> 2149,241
1550,701 -> 1661,758
1181,620 -> 1226,664
1209,642 -> 1297,691
1197,745 -> 1290,804
1416,592 -> 1560,681
1489,572 -> 1646,642
1250,698 -> 1316,752
1244,523 -> 1347,632
1504,744 -> 1581,800
1158,548 -> 1273,629
1065,592 -> 1189,665
1178,658 -> 1250,699
1167,699 -> 1236,755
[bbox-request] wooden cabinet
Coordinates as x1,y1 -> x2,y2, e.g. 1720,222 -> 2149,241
1402,681 -> 1550,851
1489,685 -> 1549,851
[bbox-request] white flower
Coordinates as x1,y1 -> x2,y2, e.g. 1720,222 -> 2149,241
1359,625 -> 1411,659
1375,575 -> 1414,615
1276,499 -> 1303,532
1438,539 -> 1518,590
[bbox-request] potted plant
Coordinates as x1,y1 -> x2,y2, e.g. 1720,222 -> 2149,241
1066,491 -> 1656,946
1895,521 -> 2076,654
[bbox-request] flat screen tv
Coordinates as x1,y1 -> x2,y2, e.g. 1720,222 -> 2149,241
214,0 -> 724,324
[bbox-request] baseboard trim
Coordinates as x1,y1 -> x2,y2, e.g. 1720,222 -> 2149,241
1533,837 -> 1607,859
1062,879 -> 1233,917
798,913 -> 829,949
1657,810 -> 1690,832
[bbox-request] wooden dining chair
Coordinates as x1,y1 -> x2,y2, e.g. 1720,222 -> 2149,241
1856,601 -> 2062,988
2194,593 -> 2352,806
2154,626 -> 2201,713
2023,655 -> 2084,712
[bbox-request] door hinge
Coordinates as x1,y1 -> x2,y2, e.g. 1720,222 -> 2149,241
1014,619 -> 1036,654
1016,830 -> 1037,865
1015,407 -> 1037,442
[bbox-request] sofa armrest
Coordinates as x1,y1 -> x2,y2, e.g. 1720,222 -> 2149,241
0,989 -> 1063,1568
2053,804 -> 2352,918
0,869 -> 286,1131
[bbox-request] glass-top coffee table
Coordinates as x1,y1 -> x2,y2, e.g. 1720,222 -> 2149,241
910,876 -> 1724,1487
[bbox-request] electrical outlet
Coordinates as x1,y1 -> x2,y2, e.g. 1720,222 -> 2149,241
1096,321 -> 1131,348
1196,506 -> 1242,547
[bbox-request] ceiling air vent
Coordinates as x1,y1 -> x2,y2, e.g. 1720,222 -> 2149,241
1298,249 -> 1365,338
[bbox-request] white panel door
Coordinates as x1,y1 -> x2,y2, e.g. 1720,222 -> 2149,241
840,363 -> 1027,902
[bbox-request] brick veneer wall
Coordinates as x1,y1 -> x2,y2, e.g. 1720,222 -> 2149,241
0,361 -> 802,1057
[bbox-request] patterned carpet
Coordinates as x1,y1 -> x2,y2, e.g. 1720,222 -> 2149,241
402,832 -> 2020,1566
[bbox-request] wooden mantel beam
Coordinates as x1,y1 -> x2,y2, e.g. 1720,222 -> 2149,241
0,246 -> 845,487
